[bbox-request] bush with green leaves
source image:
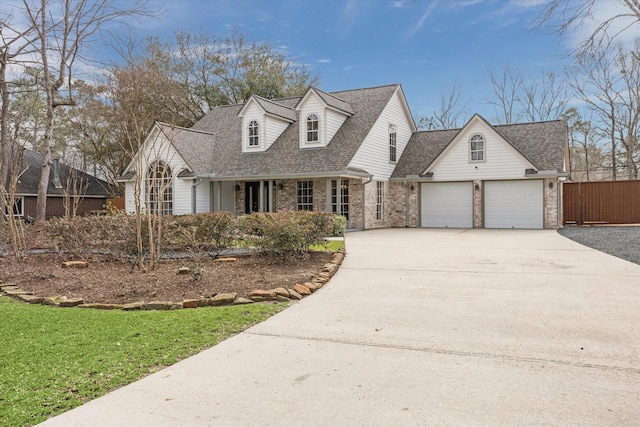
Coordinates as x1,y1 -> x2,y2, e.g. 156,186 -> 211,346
167,211 -> 236,257
237,211 -> 335,261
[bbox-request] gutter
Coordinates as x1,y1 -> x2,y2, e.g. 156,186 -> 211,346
524,169 -> 571,178
199,170 -> 372,181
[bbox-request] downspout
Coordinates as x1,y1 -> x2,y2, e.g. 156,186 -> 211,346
362,175 -> 373,230
191,179 -> 202,214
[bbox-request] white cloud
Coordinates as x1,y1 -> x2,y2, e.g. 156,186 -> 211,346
407,0 -> 439,36
392,1 -> 411,8
565,1 -> 640,52
317,58 -> 331,63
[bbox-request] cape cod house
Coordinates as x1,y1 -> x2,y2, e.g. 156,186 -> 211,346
119,84 -> 570,230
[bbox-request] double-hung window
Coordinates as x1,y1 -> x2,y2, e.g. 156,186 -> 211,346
376,181 -> 384,221
297,181 -> 313,211
389,124 -> 397,162
248,120 -> 259,146
470,134 -> 484,161
307,114 -> 319,142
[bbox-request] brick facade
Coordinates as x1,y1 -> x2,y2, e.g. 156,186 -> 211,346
227,177 -> 561,230
22,196 -> 107,219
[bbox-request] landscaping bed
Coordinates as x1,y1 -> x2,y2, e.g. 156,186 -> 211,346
558,225 -> 640,266
0,251 -> 335,306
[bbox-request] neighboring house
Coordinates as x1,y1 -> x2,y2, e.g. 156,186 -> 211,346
7,148 -> 113,218
119,84 -> 570,230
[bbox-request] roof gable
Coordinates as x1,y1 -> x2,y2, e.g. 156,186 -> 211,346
295,87 -> 354,116
181,84 -> 399,178
238,95 -> 296,123
424,114 -> 536,180
392,116 -> 568,179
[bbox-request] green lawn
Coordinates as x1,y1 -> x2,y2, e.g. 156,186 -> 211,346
0,297 -> 286,427
310,239 -> 345,252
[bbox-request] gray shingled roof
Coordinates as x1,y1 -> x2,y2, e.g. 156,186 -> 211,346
311,88 -> 354,115
178,84 -> 400,177
392,119 -> 567,178
14,148 -> 114,197
252,95 -> 297,122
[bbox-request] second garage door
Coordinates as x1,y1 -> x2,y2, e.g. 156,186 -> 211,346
484,180 -> 543,229
421,182 -> 473,228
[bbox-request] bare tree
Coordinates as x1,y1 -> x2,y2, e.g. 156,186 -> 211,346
535,0 -> 640,58
0,18 -> 38,220
521,71 -> 570,122
485,67 -> 523,124
20,0 -> 152,222
417,81 -> 468,130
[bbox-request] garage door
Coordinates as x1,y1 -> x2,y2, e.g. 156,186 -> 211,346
421,182 -> 473,228
484,180 -> 543,229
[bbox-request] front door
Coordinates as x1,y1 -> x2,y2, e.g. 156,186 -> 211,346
245,182 -> 260,213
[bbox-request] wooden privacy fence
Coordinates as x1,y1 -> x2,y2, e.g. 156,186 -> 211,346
563,180 -> 640,224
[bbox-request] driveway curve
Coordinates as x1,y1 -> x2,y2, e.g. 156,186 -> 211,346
41,229 -> 640,426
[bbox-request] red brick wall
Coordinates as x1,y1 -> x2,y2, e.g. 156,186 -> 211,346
23,196 -> 107,219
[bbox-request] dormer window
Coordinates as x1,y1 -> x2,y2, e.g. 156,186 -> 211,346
306,114 -> 319,142
470,134 -> 485,162
249,120 -> 259,146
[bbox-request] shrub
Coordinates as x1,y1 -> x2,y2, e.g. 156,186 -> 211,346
167,211 -> 235,257
331,214 -> 347,237
237,211 -> 335,261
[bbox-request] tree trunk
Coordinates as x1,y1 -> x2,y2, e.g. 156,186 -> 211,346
0,50 -> 10,220
36,92 -> 54,222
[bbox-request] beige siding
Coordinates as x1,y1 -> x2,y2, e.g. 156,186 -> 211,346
298,94 -> 326,148
241,103 -> 264,153
124,128 -> 191,214
428,117 -> 535,181
297,92 -> 349,149
264,115 -> 290,150
348,88 -> 413,180
325,108 -> 348,144
194,181 -> 210,213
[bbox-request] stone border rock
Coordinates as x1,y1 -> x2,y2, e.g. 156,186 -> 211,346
0,249 -> 346,311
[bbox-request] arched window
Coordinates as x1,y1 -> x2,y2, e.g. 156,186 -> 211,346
307,114 -> 319,142
470,134 -> 485,161
147,161 -> 172,215
248,120 -> 259,146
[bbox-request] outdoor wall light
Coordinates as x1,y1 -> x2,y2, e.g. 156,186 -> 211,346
474,183 -> 480,190
409,185 -> 415,192
234,184 -> 241,192
278,183 -> 284,190
548,182 -> 554,189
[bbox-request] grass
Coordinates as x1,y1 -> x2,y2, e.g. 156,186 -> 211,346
0,297 -> 286,427
310,239 -> 345,252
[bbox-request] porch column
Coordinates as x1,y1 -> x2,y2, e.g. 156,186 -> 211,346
268,180 -> 274,212
259,180 -> 265,212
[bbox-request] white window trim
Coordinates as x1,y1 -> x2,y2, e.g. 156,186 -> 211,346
306,113 -> 320,143
297,180 -> 314,211
389,123 -> 397,163
469,133 -> 486,163
248,120 -> 260,147
376,181 -> 384,221
5,196 -> 24,217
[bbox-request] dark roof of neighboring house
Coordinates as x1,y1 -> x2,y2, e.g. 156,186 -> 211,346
170,84 -> 400,177
13,148 -> 114,197
392,119 -> 568,178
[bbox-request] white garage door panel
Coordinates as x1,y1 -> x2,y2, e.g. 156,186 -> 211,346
485,180 -> 543,229
421,182 -> 473,228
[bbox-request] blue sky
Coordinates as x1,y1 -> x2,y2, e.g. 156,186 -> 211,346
141,0 -> 573,123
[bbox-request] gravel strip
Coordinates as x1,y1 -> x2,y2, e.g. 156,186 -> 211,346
558,226 -> 640,266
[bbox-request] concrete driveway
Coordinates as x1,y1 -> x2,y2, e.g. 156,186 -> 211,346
41,229 -> 640,426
